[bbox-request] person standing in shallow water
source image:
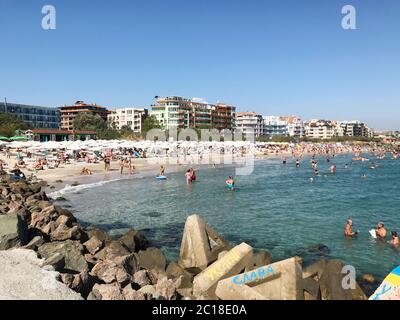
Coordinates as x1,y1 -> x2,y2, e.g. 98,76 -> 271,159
376,222 -> 387,239
345,218 -> 358,237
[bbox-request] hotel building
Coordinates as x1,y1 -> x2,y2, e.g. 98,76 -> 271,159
0,101 -> 60,129
280,116 -> 305,138
150,96 -> 235,130
59,101 -> 110,130
235,112 -> 263,137
263,116 -> 289,136
107,108 -> 148,133
305,120 -> 337,139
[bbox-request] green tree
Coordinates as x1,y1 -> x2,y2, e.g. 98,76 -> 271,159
0,113 -> 30,137
73,113 -> 121,140
141,115 -> 161,135
73,113 -> 107,131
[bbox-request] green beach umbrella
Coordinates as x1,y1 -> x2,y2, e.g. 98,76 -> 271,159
0,136 -> 10,141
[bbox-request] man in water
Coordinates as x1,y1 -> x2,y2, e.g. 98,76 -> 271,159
160,165 -> 165,176
376,222 -> 387,239
345,219 -> 358,237
389,231 -> 399,246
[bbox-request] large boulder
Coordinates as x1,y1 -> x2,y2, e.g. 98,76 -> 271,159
138,247 -> 166,272
0,249 -> 83,300
83,235 -> 103,255
155,277 -> 177,300
0,214 -> 29,250
94,240 -> 130,261
38,240 -> 88,273
91,283 -> 125,300
91,260 -> 131,286
50,224 -> 83,242
119,229 -> 148,252
123,284 -> 148,300
87,228 -> 111,242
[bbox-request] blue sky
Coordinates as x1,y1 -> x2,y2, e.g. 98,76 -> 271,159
0,0 -> 399,130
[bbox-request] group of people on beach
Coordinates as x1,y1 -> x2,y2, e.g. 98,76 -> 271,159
345,218 -> 399,247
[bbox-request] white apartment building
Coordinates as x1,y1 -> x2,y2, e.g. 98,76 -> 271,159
263,116 -> 289,136
107,108 -> 148,133
235,112 -> 263,137
305,119 -> 337,139
280,116 -> 305,138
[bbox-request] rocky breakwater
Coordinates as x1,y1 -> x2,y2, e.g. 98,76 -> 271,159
0,174 -> 174,300
0,174 -> 369,300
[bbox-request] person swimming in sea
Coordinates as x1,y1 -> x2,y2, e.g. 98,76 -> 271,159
345,218 -> 358,237
375,222 -> 387,239
296,159 -> 300,168
226,176 -> 235,190
389,231 -> 399,246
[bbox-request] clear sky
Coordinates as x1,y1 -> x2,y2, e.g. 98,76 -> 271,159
0,0 -> 399,130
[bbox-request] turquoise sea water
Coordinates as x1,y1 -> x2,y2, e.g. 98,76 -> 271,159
56,154 -> 400,281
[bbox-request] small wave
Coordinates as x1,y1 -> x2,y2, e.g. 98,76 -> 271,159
48,178 -> 122,198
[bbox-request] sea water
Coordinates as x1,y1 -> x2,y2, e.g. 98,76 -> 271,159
54,154 -> 400,281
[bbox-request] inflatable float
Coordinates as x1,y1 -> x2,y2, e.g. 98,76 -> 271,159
155,175 -> 167,180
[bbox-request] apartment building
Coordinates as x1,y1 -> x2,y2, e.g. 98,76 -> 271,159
305,120 -> 337,139
263,116 -> 289,136
59,101 -> 109,130
0,101 -> 60,129
107,108 -> 148,133
235,112 -> 263,137
336,120 -> 374,138
150,96 -> 235,130
280,116 -> 305,138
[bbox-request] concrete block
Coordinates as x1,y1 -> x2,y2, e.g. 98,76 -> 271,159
193,242 -> 253,298
179,214 -> 230,270
215,257 -> 304,300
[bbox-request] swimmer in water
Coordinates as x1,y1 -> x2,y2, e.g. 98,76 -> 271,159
389,231 -> 399,246
296,159 -> 300,168
345,218 -> 358,237
376,222 -> 387,239
345,163 -> 349,169
226,176 -> 235,190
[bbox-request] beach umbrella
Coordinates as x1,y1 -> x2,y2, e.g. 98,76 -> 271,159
0,136 -> 10,141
